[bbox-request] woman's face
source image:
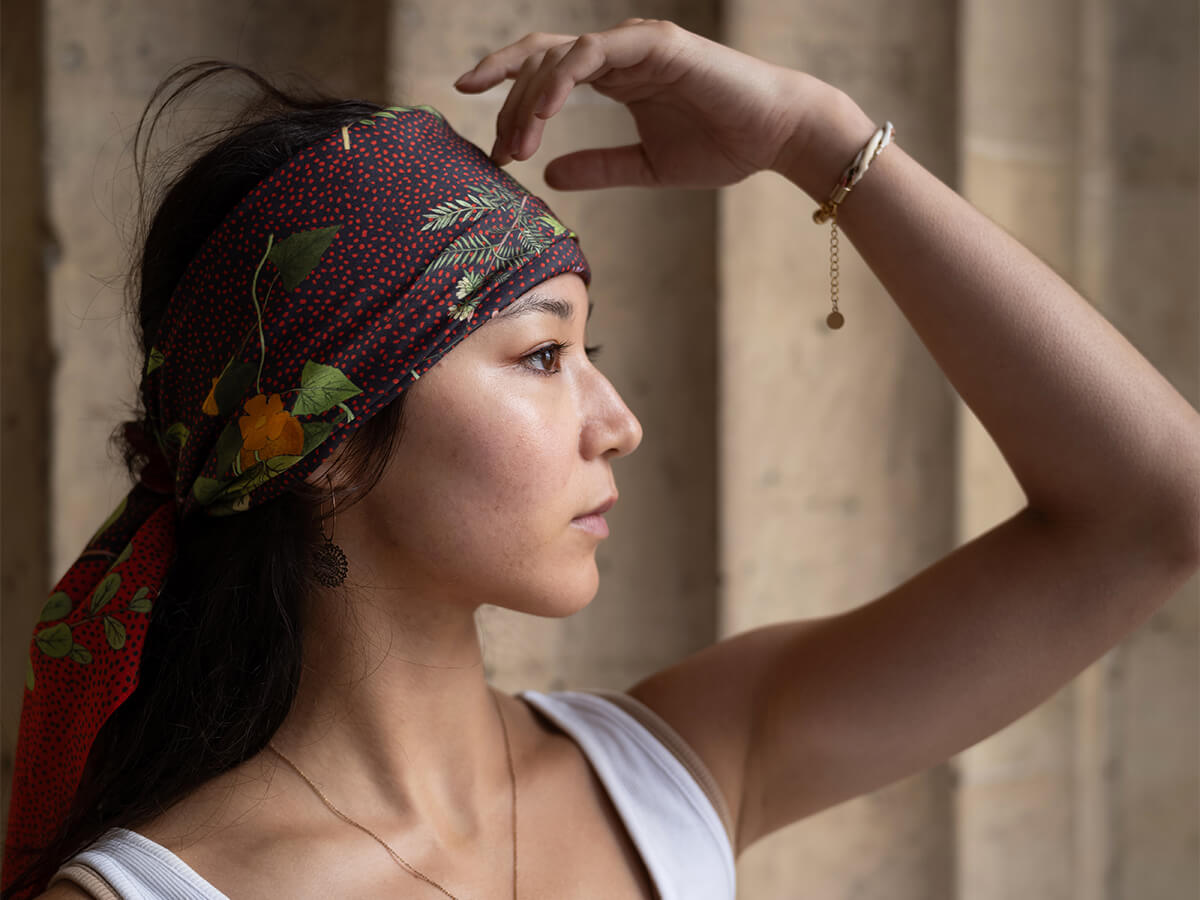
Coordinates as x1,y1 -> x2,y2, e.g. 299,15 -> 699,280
320,272 -> 643,618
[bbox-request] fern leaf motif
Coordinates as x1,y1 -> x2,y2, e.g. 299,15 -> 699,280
420,176 -> 573,321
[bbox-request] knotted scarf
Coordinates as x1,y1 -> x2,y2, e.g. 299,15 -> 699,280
2,103 -> 591,895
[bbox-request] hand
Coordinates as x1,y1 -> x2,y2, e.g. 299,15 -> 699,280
452,18 -> 835,191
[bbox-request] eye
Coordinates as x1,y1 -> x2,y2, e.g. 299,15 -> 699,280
522,340 -> 604,376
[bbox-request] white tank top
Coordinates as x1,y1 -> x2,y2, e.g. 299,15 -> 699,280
50,689 -> 737,900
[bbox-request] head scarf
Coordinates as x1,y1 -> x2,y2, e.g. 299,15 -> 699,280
2,103 -> 590,894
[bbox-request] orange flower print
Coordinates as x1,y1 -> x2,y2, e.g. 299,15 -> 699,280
238,393 -> 303,470
202,376 -> 220,416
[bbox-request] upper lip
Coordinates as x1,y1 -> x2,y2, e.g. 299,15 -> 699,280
576,494 -> 618,518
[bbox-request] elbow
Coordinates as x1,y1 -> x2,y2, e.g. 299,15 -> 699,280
1167,512 -> 1200,571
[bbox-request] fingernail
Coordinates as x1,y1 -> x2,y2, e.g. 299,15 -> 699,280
454,71 -> 472,86
489,137 -> 509,165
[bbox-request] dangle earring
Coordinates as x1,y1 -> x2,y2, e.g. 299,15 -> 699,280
313,474 -> 348,588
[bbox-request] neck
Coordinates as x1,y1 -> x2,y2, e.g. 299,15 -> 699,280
268,581 -> 519,852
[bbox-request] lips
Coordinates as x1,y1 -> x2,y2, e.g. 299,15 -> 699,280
575,494 -> 617,519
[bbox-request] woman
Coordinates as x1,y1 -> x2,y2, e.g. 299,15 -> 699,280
7,16 -> 1199,900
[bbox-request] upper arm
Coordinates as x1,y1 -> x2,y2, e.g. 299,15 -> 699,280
628,506 -> 1195,858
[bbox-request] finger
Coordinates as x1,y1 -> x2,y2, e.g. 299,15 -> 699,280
526,21 -> 675,119
492,51 -> 545,164
509,41 -> 577,160
524,31 -> 609,126
543,143 -> 659,191
453,31 -> 576,92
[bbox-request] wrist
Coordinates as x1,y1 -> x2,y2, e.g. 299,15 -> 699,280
769,75 -> 877,201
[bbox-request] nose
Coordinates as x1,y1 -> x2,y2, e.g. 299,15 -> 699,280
582,370 -> 643,460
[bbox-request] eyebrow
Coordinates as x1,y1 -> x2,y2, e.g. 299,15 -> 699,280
495,292 -> 594,322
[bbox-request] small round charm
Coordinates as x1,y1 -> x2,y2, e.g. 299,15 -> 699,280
826,310 -> 844,329
314,537 -> 348,587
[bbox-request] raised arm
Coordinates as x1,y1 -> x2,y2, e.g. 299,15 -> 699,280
455,19 -> 1200,857
774,80 -> 1200,550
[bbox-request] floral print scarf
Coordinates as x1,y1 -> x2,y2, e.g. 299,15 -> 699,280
3,103 -> 590,895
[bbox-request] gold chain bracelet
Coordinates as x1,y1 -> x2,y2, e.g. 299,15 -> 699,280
812,121 -> 894,330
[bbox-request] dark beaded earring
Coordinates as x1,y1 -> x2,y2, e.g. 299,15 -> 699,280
314,474 -> 348,587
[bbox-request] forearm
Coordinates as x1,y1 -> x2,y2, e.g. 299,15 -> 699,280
773,76 -> 1200,557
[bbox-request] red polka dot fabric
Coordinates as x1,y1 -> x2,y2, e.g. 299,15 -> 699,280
2,103 -> 590,895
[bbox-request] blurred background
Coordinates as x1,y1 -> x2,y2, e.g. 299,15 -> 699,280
2,1 -> 1196,897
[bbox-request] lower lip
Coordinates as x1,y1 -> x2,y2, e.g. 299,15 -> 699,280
570,513 -> 609,537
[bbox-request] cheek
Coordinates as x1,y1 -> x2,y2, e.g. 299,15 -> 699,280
391,393 -> 575,552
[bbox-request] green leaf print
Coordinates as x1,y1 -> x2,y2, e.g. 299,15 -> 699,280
536,213 -> 567,235
113,540 -> 134,568
455,270 -> 486,300
103,616 -> 127,650
39,592 -> 73,623
146,346 -> 165,375
213,362 -> 258,418
424,231 -> 513,273
301,420 -> 335,456
196,454 -> 302,511
214,418 -> 246,479
88,495 -> 127,546
192,476 -> 226,507
228,454 -> 303,496
35,623 -> 73,659
165,421 -> 190,450
421,190 -> 508,231
69,644 -> 93,664
207,494 -> 252,517
292,361 -> 363,416
403,104 -> 444,120
129,586 -> 153,614
267,225 -> 343,292
418,180 -> 568,314
90,572 -> 121,613
449,297 -> 481,322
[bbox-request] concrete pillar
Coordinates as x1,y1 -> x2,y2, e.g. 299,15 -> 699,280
42,0 -> 390,579
956,3 -> 1081,899
959,2 -> 1199,899
721,1 -> 960,896
6,0 -> 389,830
390,3 -> 724,695
1,0 -> 51,837
1074,2 -> 1198,898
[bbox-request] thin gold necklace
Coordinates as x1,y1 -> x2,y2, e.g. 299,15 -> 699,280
267,686 -> 517,899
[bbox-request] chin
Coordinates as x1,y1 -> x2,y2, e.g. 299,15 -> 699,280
501,563 -> 601,620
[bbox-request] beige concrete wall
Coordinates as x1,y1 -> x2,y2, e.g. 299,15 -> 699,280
403,1 -> 724,704
956,3 -> 1082,898
1,0 -> 52,842
1,0 -> 390,850
720,1 -> 961,897
2,2 -> 1195,898
958,2 -> 1198,899
1076,3 -> 1198,897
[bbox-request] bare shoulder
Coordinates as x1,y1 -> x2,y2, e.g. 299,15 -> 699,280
624,619 -> 827,857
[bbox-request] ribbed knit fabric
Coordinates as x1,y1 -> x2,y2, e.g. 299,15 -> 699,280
50,827 -> 229,899
49,690 -> 736,899
518,690 -> 736,900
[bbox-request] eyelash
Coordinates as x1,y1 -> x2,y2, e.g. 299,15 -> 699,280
522,340 -> 604,376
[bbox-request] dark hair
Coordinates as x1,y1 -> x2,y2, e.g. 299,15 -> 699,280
3,62 -> 409,897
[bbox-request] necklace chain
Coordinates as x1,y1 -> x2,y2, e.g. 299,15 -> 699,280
267,687 -> 517,899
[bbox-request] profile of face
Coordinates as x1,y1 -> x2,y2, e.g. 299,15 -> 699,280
308,272 -> 643,620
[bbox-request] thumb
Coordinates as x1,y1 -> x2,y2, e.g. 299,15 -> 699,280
543,143 -> 659,191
